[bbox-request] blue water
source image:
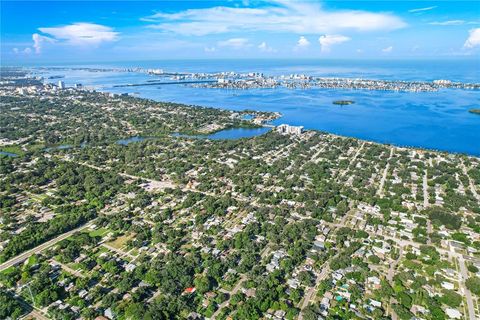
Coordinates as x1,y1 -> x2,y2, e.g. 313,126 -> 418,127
44,144 -> 72,152
34,59 -> 480,155
173,127 -> 271,140
117,136 -> 148,145
0,151 -> 18,157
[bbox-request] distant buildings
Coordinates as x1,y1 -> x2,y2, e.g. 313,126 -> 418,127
58,81 -> 65,89
276,124 -> 304,135
146,68 -> 164,75
217,78 -> 231,84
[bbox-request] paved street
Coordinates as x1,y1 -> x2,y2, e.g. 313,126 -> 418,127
0,220 -> 96,272
458,256 -> 477,320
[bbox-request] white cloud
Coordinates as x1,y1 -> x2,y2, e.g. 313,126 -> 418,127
258,41 -> 276,53
409,6 -> 437,13
32,33 -> 56,53
218,38 -> 251,49
464,28 -> 480,48
296,36 -> 310,49
204,46 -> 216,53
429,20 -> 465,26
382,46 -> 393,53
12,46 -> 34,55
38,23 -> 119,46
318,34 -> 350,52
144,1 -> 406,36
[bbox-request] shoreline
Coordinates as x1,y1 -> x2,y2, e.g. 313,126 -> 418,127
4,69 -> 479,157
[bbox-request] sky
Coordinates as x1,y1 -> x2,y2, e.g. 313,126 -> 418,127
1,0 -> 480,64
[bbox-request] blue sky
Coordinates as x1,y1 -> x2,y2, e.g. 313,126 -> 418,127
1,1 -> 479,64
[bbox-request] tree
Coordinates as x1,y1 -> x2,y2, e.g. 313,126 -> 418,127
466,277 -> 480,295
467,264 -> 479,273
298,271 -> 315,287
124,302 -> 146,320
0,291 -> 24,319
194,275 -> 214,294
440,290 -> 462,307
368,255 -> 381,264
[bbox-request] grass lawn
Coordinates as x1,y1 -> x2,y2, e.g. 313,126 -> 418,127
96,246 -> 109,255
26,143 -> 46,152
106,234 -> 133,249
0,266 -> 16,276
88,227 -> 110,238
68,262 -> 83,271
0,145 -> 24,155
25,254 -> 38,268
28,193 -> 48,202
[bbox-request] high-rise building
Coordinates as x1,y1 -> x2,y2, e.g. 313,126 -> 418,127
276,124 -> 304,135
58,81 -> 65,89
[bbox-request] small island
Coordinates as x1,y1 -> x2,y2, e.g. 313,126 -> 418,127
469,109 -> 480,115
333,100 -> 355,105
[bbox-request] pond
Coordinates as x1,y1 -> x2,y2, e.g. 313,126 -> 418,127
0,151 -> 18,157
173,127 -> 271,140
44,144 -> 73,152
116,127 -> 271,145
116,136 -> 148,145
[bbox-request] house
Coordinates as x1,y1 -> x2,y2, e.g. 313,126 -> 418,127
78,289 -> 88,298
125,263 -> 137,272
274,309 -> 286,319
320,297 -> 330,310
184,287 -> 196,294
445,308 -> 462,319
441,281 -> 455,290
312,240 -> 325,251
287,278 -> 300,289
370,299 -> 382,308
104,308 -> 115,319
367,276 -> 380,289
411,305 -> 428,315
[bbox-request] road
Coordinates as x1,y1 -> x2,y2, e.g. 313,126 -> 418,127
377,148 -> 394,197
387,246 -> 403,282
211,246 -> 270,319
101,243 -> 136,260
61,156 -> 256,206
298,214 -> 351,319
5,290 -> 49,320
423,169 -> 429,208
461,160 -> 480,201
50,259 -> 85,278
339,142 -> 365,178
0,220 -> 96,272
423,169 -> 433,245
458,256 -> 477,320
298,263 -> 331,320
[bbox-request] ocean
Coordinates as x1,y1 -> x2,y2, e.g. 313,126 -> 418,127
33,59 -> 480,156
